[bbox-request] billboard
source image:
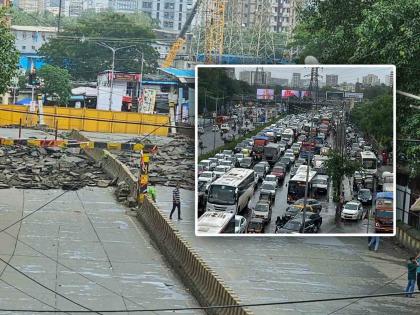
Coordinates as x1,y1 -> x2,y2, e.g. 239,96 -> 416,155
140,89 -> 156,113
300,90 -> 311,98
257,89 -> 274,100
326,91 -> 345,100
345,92 -> 364,99
281,89 -> 300,98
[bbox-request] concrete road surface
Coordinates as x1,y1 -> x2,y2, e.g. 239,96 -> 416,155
155,186 -> 418,315
0,187 -> 202,314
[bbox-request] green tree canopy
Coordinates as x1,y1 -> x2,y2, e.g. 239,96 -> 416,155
0,8 -> 19,95
292,0 -> 420,176
39,11 -> 159,81
38,65 -> 72,105
197,68 -> 255,114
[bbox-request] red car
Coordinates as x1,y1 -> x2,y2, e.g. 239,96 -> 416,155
271,165 -> 286,182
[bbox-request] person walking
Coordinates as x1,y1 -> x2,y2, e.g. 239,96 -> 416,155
169,183 -> 182,220
368,236 -> 380,251
405,256 -> 418,298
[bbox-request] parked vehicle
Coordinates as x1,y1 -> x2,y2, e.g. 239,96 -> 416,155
341,201 -> 364,221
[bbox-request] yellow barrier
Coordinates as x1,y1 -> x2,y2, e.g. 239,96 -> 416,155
0,105 -> 170,136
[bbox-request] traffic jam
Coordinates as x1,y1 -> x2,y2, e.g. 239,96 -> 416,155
197,108 -> 394,235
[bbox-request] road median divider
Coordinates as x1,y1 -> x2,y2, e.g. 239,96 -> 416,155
82,145 -> 252,315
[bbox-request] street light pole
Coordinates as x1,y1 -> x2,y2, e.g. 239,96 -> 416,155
138,52 -> 144,113
97,42 -> 135,111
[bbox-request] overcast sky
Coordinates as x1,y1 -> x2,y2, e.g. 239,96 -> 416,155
234,66 -> 393,83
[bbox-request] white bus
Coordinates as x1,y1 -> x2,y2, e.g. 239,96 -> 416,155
281,128 -> 294,147
287,165 -> 317,203
206,168 -> 256,214
360,151 -> 377,176
197,211 -> 235,234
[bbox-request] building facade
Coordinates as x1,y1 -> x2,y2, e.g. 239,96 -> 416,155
291,72 -> 300,88
325,74 -> 338,87
239,70 -> 271,85
362,74 -> 380,86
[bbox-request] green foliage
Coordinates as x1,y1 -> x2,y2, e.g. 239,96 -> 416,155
350,94 -> 393,150
324,150 -> 362,200
10,7 -> 59,27
39,11 -> 158,81
0,8 -> 19,95
197,68 -> 255,114
292,0 -> 420,176
38,65 -> 72,105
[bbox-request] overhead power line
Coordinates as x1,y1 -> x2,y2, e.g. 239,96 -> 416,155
0,291 -> 417,313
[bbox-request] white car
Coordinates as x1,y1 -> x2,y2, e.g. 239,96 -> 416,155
198,126 -> 205,134
235,153 -> 245,163
213,165 -> 231,178
220,123 -> 230,132
260,181 -> 277,197
212,125 -> 219,132
235,215 -> 247,233
264,175 -> 278,187
198,171 -> 216,184
284,151 -> 296,163
341,201 -> 364,221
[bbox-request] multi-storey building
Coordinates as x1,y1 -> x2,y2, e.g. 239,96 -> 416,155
325,74 -> 338,87
362,74 -> 380,86
291,72 -> 300,88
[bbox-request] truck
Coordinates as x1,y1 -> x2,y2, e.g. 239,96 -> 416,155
374,192 -> 393,233
252,136 -> 270,160
263,143 -> 282,165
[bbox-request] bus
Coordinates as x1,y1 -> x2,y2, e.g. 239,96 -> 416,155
264,143 -> 282,165
197,211 -> 235,234
374,192 -> 393,233
206,168 -> 256,214
360,151 -> 377,176
287,166 -> 317,203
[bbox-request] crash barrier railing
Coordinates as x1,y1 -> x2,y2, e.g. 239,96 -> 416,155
83,147 -> 252,315
0,104 -> 169,136
395,222 -> 420,253
0,136 -> 155,152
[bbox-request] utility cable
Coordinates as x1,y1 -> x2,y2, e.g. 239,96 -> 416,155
0,291 -> 417,313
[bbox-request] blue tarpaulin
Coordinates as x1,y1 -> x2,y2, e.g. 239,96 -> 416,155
15,98 -> 32,105
159,68 -> 195,79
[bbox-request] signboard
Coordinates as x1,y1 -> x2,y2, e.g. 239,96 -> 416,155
281,89 -> 300,98
345,92 -> 363,99
257,89 -> 274,100
108,72 -> 141,81
140,89 -> 156,113
326,91 -> 345,100
300,90 -> 311,98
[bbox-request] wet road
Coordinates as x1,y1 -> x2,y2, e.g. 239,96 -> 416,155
0,187 -> 202,314
155,186 -> 418,315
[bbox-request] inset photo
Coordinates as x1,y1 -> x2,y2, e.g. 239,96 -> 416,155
196,65 -> 396,236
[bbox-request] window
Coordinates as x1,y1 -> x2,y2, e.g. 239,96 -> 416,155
41,32 -> 46,41
22,45 -> 26,50
164,2 -> 174,9
31,45 -> 36,50
22,32 -> 26,39
164,12 -> 174,19
178,23 -> 181,30
156,12 -> 159,18
157,3 -> 160,10
179,4 -> 182,11
179,13 -> 182,21
163,21 -> 174,28
143,1 -> 152,8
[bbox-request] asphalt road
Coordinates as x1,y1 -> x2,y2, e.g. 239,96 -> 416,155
199,124 -> 239,154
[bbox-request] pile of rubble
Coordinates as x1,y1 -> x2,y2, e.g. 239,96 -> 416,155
114,135 -> 194,190
0,146 -> 112,190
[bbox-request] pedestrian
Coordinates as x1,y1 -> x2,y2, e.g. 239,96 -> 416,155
169,183 -> 182,220
405,256 -> 418,298
416,253 -> 420,291
147,185 -> 156,202
368,236 -> 380,251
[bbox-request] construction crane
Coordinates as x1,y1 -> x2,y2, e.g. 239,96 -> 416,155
162,0 -> 202,68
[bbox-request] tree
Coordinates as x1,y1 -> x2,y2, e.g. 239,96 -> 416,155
10,7 -> 58,27
324,150 -> 361,202
0,8 -> 19,95
292,0 -> 420,176
38,65 -> 72,105
39,11 -> 159,81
